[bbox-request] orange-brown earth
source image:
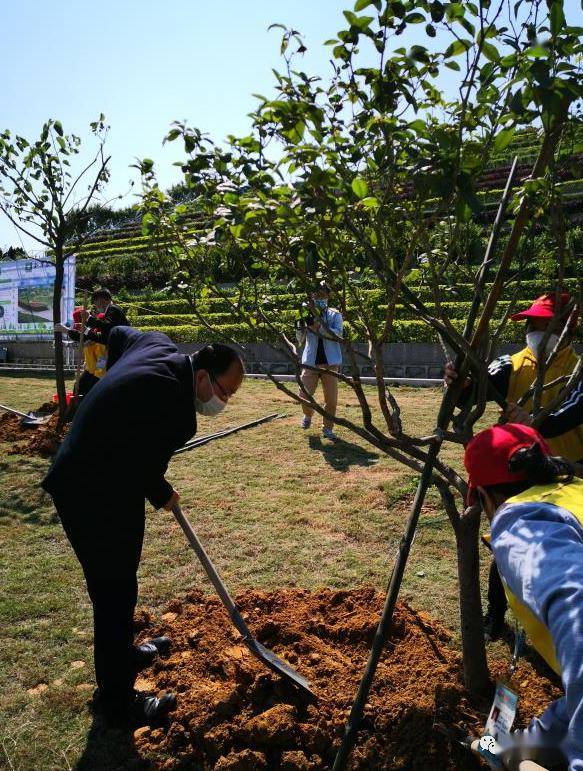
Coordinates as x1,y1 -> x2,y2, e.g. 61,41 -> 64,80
0,402 -> 66,456
132,588 -> 560,770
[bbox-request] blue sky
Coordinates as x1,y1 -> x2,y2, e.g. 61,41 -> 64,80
1,1 -> 357,248
1,0 -> 581,250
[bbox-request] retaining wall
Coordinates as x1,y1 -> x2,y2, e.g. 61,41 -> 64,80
0,339 -> 530,378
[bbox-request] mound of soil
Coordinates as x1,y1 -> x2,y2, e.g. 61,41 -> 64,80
0,403 -> 66,457
133,588 -> 560,770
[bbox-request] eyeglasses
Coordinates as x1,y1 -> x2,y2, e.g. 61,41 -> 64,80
209,373 -> 231,402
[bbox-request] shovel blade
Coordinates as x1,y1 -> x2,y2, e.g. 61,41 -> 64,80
245,638 -> 315,698
21,414 -> 50,427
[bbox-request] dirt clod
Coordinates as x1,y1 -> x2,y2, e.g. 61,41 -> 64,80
214,749 -> 268,770
132,588 -> 560,769
0,403 -> 66,457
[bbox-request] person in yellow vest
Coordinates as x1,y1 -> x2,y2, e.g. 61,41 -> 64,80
70,309 -> 109,396
464,423 -> 583,771
445,292 -> 582,641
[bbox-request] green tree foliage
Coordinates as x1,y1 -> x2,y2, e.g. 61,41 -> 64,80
138,0 -> 582,702
0,117 -> 111,418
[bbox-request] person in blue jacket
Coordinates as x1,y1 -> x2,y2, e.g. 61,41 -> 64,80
42,327 -> 245,728
298,282 -> 344,440
465,423 -> 583,770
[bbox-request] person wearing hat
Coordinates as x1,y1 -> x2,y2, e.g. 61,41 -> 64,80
42,327 -> 245,728
83,287 -> 129,343
298,281 -> 343,440
55,289 -> 129,396
464,423 -> 583,770
445,292 -> 583,641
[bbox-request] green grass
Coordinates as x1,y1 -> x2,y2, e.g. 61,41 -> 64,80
0,375 -> 502,769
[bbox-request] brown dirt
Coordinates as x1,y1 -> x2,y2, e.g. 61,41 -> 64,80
132,588 -> 560,770
0,403 -> 67,457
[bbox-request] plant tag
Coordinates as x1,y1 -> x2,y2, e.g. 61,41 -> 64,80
476,682 -> 519,768
485,681 -> 519,739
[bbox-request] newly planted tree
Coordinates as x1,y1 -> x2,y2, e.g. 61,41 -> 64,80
138,0 -> 582,761
0,117 -> 111,420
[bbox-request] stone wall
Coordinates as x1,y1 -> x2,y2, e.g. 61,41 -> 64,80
1,338 -> 529,378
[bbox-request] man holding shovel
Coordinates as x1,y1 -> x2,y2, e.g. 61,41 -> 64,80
42,327 -> 244,728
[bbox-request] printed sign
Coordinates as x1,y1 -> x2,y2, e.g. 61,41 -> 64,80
0,256 -> 75,340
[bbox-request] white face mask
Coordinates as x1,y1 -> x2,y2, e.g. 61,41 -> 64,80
526,331 -> 560,358
195,373 -> 227,417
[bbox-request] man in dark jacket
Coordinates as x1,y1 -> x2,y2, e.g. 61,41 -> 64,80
84,287 -> 129,344
42,327 -> 245,727
54,288 -> 130,396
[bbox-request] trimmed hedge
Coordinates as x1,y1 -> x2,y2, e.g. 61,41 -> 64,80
122,280 -> 581,320
132,301 -> 527,330
137,318 -> 526,345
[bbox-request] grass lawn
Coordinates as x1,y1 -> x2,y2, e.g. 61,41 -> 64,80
0,374 -> 502,770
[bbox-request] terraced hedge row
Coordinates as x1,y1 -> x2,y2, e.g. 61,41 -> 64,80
122,279 -> 581,319
137,318 -> 527,344
131,300 -> 530,330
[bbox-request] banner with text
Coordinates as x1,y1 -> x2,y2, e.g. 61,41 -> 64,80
0,256 -> 76,340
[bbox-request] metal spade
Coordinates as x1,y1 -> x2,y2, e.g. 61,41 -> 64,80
171,502 -> 315,698
0,403 -> 52,427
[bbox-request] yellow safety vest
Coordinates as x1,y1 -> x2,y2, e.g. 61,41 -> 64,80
499,479 -> 583,675
84,342 -> 108,379
507,345 -> 583,462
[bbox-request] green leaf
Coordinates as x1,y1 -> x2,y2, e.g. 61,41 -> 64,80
525,44 -> 548,58
444,39 -> 471,57
354,0 -> 381,10
405,12 -> 425,22
351,177 -> 369,198
425,23 -> 437,37
446,2 -> 465,20
361,196 -> 379,209
445,60 -> 461,70
53,120 -> 63,136
549,0 -> 565,36
408,119 -> 427,133
482,42 -> 500,61
493,126 -> 516,152
343,10 -> 368,27
459,16 -> 476,35
164,129 -> 182,144
429,0 -> 445,22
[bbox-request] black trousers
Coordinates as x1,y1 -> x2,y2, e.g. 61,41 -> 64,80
78,371 -> 99,397
53,494 -> 145,714
487,556 -> 508,619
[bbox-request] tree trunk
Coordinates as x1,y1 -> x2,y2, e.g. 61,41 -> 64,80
52,248 -> 67,426
455,504 -> 491,698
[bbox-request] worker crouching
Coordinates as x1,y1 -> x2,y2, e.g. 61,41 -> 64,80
464,424 -> 583,770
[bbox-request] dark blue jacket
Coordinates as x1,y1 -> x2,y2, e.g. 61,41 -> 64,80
42,327 -> 196,509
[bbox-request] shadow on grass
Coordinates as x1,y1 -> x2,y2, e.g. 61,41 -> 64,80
308,434 -> 379,472
76,719 -> 154,770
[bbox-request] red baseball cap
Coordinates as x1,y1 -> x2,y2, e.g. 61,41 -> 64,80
464,423 -> 551,505
510,293 -> 570,321
72,306 -> 85,324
